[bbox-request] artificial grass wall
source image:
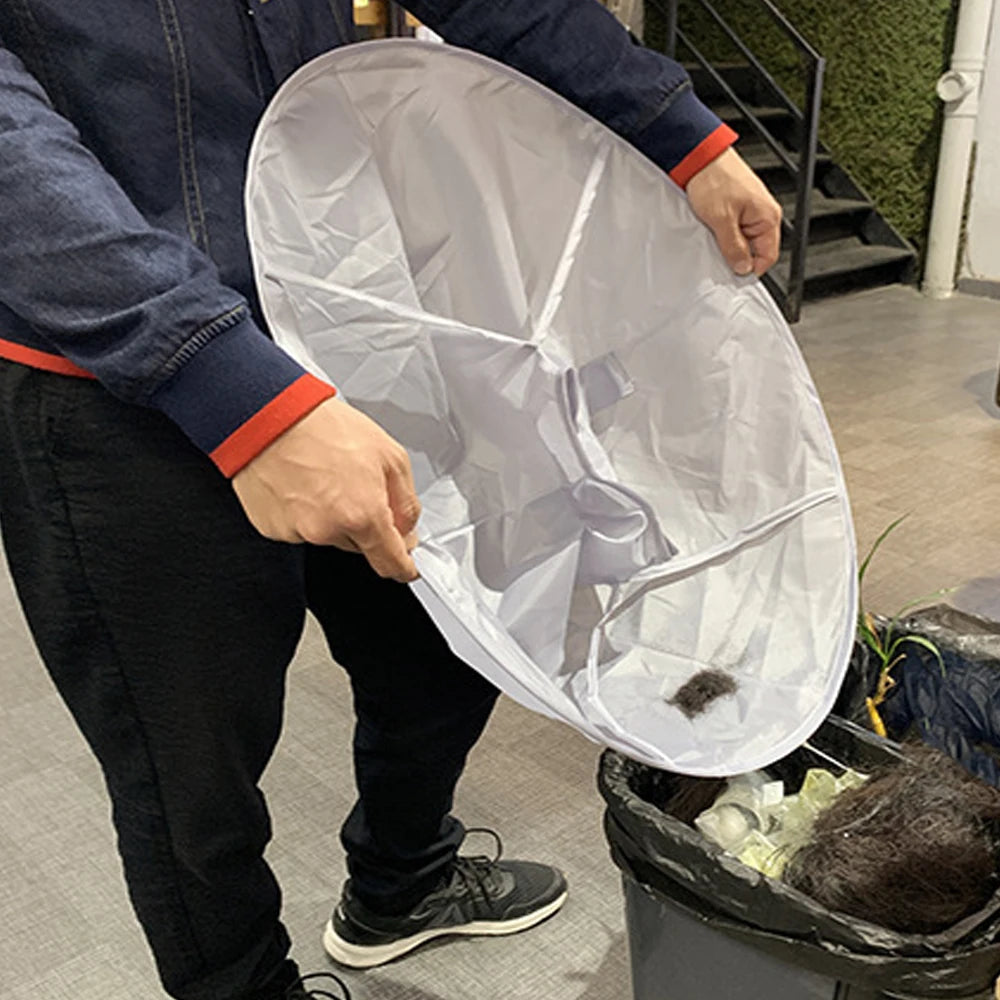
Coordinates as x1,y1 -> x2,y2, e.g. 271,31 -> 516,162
645,1 -> 958,251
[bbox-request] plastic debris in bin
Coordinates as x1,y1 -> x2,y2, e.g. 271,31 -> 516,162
245,39 -> 857,775
599,716 -> 1000,999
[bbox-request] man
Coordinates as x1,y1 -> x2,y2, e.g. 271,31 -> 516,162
0,2 -> 780,998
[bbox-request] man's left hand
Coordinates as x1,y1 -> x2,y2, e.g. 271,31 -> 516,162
685,147 -> 782,277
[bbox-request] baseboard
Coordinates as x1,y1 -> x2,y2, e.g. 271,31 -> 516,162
958,277 -> 1000,300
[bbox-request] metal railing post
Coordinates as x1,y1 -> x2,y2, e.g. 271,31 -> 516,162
665,0 -> 679,59
632,0 -> 826,319
786,56 -> 824,323
386,1 -> 409,36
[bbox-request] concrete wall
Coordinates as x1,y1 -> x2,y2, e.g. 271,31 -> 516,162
960,4 -> 1000,292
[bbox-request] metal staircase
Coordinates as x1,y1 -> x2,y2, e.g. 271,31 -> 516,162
649,0 -> 917,322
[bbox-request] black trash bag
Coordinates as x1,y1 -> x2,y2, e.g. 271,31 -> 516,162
599,716 -> 1000,999
834,605 -> 1000,787
901,606 -> 1000,665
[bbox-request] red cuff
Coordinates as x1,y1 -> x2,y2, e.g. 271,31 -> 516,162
209,373 -> 337,477
668,124 -> 739,190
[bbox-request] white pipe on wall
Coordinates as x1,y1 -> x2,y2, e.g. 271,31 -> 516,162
923,0 -> 994,298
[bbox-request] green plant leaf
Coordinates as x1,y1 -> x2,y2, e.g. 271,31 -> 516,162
882,619 -> 896,655
857,514 -> 909,587
883,587 -> 955,662
895,634 -> 946,677
858,619 -> 886,663
855,516 -> 948,690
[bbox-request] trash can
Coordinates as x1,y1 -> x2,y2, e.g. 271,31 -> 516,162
621,873 -> 885,1000
599,716 -> 1000,1000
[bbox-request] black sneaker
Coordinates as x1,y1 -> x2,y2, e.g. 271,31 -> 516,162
323,831 -> 568,968
245,970 -> 350,1000
284,973 -> 352,999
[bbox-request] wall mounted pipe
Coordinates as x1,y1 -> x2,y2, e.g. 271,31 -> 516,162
923,0 -> 993,298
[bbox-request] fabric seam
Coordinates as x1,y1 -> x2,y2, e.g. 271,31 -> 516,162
154,0 -> 211,253
150,304 -> 248,389
631,78 -> 692,139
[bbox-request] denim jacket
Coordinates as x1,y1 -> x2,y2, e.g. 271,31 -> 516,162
0,0 -> 734,475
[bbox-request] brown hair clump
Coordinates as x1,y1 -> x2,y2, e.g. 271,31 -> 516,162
783,744 -> 1000,934
668,669 -> 738,719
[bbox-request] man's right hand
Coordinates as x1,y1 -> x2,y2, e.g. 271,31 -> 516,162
232,397 -> 420,582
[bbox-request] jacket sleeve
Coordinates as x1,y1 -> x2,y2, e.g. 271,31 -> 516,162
0,44 -> 335,477
399,0 -> 737,187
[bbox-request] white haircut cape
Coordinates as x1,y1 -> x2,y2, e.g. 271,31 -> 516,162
245,39 -> 857,776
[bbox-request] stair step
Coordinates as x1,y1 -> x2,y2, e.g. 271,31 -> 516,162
713,103 -> 792,128
779,191 -> 875,244
776,237 -> 915,298
685,62 -> 760,102
778,192 -> 871,221
738,140 -> 832,174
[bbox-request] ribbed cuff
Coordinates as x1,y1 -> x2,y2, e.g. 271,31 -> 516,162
631,86 -> 737,187
147,315 -> 337,476
669,123 -> 739,188
209,374 -> 337,476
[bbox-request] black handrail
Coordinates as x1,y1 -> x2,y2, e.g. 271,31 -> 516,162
678,29 -> 798,174
386,1 -> 409,37
653,0 -> 824,322
756,0 -> 822,61
684,1 -> 805,124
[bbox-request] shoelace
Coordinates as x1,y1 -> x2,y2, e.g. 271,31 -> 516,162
286,972 -> 352,1000
449,827 -> 506,903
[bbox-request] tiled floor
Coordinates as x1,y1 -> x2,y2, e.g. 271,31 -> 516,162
1,284 -> 998,1000
793,286 -> 1000,621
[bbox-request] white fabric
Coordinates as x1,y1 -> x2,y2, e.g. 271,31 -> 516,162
245,39 -> 857,775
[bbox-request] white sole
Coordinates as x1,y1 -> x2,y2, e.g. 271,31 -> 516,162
322,890 -> 568,969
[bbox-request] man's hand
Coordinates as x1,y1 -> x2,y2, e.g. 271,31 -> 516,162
686,147 -> 782,277
232,397 -> 420,582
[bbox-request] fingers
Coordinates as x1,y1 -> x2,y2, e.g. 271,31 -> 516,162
384,446 -> 422,539
710,197 -> 782,278
715,214 -> 755,276
752,233 -> 781,277
342,443 -> 420,582
362,444 -> 421,581
685,148 -> 783,277
743,204 -> 783,275
230,397 -> 421,582
352,508 -> 420,583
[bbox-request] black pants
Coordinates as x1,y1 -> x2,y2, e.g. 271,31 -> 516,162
0,361 -> 499,1000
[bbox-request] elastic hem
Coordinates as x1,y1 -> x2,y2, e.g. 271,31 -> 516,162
0,338 -> 97,379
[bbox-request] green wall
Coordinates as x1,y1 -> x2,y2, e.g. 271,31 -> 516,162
646,1 -> 958,251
